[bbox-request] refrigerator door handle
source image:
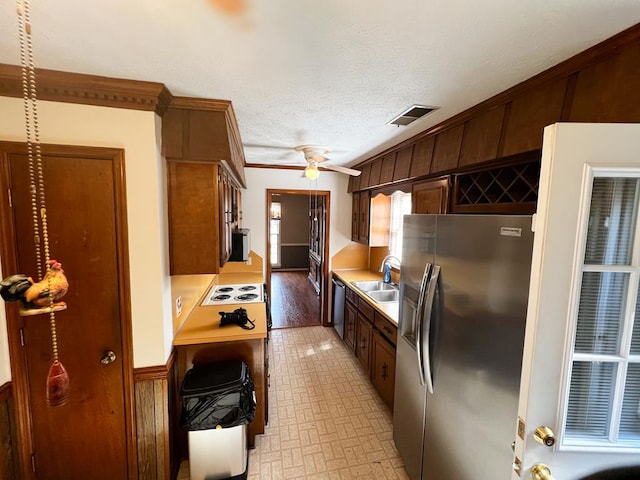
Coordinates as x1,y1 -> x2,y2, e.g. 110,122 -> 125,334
415,263 -> 433,386
421,265 -> 440,394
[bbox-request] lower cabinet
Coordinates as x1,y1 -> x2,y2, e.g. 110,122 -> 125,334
342,284 -> 397,409
371,331 -> 396,409
345,301 -> 357,351
355,313 -> 373,372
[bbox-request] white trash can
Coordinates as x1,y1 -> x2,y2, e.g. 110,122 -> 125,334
180,360 -> 256,480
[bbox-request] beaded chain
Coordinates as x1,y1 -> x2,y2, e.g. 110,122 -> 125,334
16,0 -> 60,363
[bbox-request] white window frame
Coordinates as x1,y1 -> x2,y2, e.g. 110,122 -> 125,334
270,202 -> 281,267
558,165 -> 640,453
388,191 -> 412,262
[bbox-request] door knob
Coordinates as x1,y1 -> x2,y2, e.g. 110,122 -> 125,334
530,463 -> 554,480
534,426 -> 556,447
100,350 -> 117,365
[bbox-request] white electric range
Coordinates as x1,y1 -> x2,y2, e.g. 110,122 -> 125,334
201,283 -> 264,306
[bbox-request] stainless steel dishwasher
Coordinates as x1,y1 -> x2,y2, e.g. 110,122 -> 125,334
331,277 -> 346,339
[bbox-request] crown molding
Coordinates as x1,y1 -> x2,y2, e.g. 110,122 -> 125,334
0,63 -> 173,116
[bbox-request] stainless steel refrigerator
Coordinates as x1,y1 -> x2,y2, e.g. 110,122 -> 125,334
393,214 -> 534,480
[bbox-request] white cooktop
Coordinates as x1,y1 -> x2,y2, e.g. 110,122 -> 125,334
201,283 -> 264,306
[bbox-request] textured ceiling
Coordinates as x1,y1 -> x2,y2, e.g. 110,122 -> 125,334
1,1 -> 639,170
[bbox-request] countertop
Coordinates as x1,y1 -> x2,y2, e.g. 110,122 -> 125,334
173,273 -> 267,346
332,269 -> 399,325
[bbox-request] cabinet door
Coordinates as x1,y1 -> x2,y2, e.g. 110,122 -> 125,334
372,332 -> 396,409
412,177 -> 450,214
356,313 -> 373,374
218,171 -> 230,266
345,301 -> 357,351
351,192 -> 360,241
167,162 -> 222,274
358,191 -> 370,244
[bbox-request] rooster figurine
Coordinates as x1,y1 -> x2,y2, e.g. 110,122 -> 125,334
0,260 -> 69,311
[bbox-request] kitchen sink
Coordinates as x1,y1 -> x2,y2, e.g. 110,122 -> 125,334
366,289 -> 400,303
352,280 -> 397,292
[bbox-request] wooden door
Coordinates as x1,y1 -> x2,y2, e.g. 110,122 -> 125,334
411,177 -> 450,214
514,124 -> 640,479
0,144 -> 132,479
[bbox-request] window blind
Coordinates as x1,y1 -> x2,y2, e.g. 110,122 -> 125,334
565,177 -> 640,447
389,191 -> 412,261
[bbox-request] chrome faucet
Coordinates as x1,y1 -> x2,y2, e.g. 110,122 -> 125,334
378,255 -> 401,272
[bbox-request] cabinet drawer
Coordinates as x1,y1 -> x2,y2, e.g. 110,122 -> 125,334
358,297 -> 374,322
345,286 -> 358,305
375,312 -> 397,346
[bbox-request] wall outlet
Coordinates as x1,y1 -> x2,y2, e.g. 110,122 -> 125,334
176,296 -> 182,317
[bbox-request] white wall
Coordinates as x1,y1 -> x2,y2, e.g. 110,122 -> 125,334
243,167 -> 353,274
0,97 -> 173,379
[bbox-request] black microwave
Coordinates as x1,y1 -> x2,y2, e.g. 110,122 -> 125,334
229,228 -> 250,262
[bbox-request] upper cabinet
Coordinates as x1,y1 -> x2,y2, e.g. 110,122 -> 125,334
167,162 -> 241,274
412,177 -> 450,214
162,97 -> 247,188
163,97 -> 246,274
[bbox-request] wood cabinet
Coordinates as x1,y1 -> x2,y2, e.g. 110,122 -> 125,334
412,176 -> 450,214
308,253 -> 321,293
351,191 -> 391,246
371,331 -> 396,409
358,191 -> 370,243
162,97 -> 246,188
356,313 -> 373,373
340,281 -> 398,409
167,161 -> 241,274
164,97 -> 246,275
345,299 -> 357,351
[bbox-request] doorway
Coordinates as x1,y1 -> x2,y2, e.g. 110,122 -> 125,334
0,143 -> 135,479
266,189 -> 330,328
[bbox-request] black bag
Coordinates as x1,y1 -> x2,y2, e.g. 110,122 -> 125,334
180,360 -> 256,431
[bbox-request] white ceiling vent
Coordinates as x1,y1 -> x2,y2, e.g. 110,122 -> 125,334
388,104 -> 439,126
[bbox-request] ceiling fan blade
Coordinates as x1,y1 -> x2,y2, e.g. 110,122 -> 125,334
319,164 -> 362,176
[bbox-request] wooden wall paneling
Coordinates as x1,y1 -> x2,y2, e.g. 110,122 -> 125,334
431,124 -> 465,174
347,175 -> 356,193
379,153 -> 396,184
369,158 -> 382,186
161,108 -> 184,159
187,109 -> 230,161
393,145 -> 413,182
569,42 -> 640,123
359,163 -> 372,189
409,136 -> 435,178
0,385 -> 17,480
500,77 -> 568,157
135,378 -> 168,480
458,105 -> 506,167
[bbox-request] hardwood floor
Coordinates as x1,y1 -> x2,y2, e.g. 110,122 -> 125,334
270,271 -> 320,328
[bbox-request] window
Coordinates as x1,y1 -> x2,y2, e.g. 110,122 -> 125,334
270,202 -> 281,267
388,191 -> 412,262
562,175 -> 640,450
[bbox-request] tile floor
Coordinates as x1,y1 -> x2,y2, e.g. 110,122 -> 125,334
178,326 -> 409,479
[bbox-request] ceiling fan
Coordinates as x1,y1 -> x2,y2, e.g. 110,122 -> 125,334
293,145 -> 361,179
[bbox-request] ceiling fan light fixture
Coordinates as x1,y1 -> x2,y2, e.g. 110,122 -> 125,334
305,164 -> 319,180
